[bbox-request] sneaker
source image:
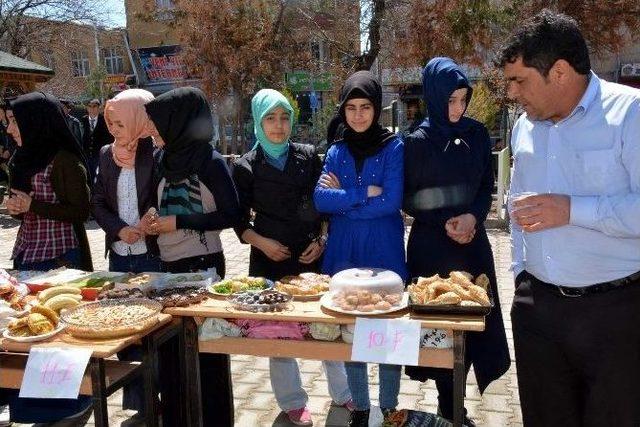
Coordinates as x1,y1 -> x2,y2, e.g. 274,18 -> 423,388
348,409 -> 369,427
436,405 -> 476,427
286,407 -> 313,426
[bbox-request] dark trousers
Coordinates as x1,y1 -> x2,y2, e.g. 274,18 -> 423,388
511,271 -> 640,427
163,251 -> 234,427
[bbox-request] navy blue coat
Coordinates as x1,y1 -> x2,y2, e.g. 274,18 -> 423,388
403,58 -> 510,393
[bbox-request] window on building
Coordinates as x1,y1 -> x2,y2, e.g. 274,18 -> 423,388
71,51 -> 90,77
155,0 -> 175,9
102,47 -> 124,75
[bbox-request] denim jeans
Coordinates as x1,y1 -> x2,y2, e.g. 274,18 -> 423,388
344,362 -> 401,411
270,358 -> 351,411
108,251 -> 162,274
13,247 -> 81,271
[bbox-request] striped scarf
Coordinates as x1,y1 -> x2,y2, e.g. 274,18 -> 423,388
160,175 -> 208,248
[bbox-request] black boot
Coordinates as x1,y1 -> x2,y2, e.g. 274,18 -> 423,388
348,409 -> 369,427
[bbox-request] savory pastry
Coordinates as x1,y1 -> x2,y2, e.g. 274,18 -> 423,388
27,313 -> 55,335
475,273 -> 490,290
417,274 -> 441,286
449,271 -> 475,288
7,317 -> 31,336
31,304 -> 59,327
427,291 -> 462,305
467,285 -> 491,306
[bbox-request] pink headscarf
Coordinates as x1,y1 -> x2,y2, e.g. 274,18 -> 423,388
104,89 -> 155,169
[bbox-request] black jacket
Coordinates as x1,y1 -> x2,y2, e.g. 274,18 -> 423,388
232,144 -> 324,281
91,138 -> 159,257
81,113 -> 113,159
66,115 -> 84,147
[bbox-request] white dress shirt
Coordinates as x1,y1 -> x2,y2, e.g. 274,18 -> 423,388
112,168 -> 147,256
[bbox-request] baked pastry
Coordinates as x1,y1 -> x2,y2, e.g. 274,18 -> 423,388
7,317 -> 30,336
475,274 -> 490,290
427,291 -> 462,305
31,305 -> 59,327
27,313 -> 55,335
409,271 -> 491,307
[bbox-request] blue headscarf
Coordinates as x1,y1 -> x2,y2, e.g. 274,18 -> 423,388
419,57 -> 474,141
251,89 -> 294,158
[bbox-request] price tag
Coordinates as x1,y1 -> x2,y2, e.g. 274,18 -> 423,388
351,318 -> 421,365
20,347 -> 92,399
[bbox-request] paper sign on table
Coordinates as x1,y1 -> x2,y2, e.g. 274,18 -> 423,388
351,318 -> 421,365
20,347 -> 92,399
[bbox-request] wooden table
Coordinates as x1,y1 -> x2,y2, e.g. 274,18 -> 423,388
166,298 -> 485,427
0,313 -> 180,427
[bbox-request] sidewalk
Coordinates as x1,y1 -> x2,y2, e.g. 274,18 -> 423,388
0,216 -> 522,426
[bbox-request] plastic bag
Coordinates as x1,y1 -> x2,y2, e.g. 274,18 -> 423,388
233,319 -> 309,340
309,322 -> 341,341
199,318 -> 242,340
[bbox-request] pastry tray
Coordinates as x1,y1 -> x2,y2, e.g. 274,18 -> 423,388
408,278 -> 494,316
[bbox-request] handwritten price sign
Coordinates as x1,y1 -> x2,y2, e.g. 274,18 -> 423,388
20,347 -> 92,399
351,318 -> 421,365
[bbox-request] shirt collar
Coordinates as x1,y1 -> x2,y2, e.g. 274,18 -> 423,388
566,71 -> 599,120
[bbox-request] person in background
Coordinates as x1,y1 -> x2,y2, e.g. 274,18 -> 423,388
3,92 -> 93,424
233,88 -> 352,426
81,98 -> 113,186
143,86 -> 240,427
91,88 -> 160,422
60,98 -> 84,145
403,57 -> 510,426
314,71 -> 406,427
498,10 -> 640,427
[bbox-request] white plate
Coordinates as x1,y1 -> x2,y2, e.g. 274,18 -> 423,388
2,323 -> 66,342
320,292 -> 409,315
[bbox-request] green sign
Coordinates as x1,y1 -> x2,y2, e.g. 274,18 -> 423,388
286,71 -> 332,92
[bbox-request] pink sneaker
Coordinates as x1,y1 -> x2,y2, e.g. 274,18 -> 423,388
286,407 -> 313,426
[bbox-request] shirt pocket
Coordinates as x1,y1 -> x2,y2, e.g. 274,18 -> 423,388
575,148 -> 627,195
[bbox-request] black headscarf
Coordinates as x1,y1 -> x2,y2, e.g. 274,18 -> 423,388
8,92 -> 88,192
144,87 -> 214,183
338,70 -> 394,171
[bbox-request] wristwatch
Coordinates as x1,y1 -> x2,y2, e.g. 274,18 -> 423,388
315,234 -> 328,246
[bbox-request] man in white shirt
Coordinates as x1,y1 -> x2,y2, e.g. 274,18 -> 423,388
497,10 -> 640,427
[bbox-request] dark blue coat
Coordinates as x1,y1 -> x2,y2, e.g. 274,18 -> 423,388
403,57 -> 510,393
314,136 -> 407,279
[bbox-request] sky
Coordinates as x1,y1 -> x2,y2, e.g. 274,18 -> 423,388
104,0 -> 126,28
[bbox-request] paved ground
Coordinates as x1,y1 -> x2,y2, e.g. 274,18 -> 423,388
0,215 -> 522,426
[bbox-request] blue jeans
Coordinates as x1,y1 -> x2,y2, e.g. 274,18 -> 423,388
109,251 -> 162,273
109,251 -> 161,415
345,362 -> 401,411
270,358 -> 351,411
13,247 -> 81,271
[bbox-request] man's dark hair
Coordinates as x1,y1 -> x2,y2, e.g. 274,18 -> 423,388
496,9 -> 590,76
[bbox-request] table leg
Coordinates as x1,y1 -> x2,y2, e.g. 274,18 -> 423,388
89,358 -> 109,427
179,317 -> 202,427
142,335 -> 160,427
158,328 -> 181,426
452,331 -> 466,427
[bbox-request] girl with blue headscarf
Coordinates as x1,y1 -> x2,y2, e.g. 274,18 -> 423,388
403,57 -> 510,426
232,88 -> 351,426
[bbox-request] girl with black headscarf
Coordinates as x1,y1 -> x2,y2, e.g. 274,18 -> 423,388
2,92 -> 93,424
314,71 -> 407,426
403,57 -> 510,426
143,87 -> 240,427
7,92 -> 92,272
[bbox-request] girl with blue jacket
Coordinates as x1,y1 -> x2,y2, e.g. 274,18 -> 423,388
314,71 -> 407,426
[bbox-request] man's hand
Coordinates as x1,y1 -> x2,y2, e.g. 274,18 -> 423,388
258,237 -> 291,262
118,226 -> 143,245
512,194 -> 570,232
445,213 -> 477,244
